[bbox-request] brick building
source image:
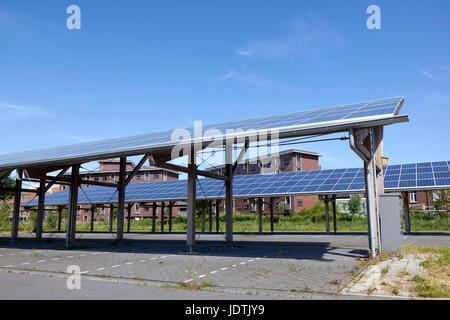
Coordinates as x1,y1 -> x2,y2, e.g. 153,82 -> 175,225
206,149 -> 321,214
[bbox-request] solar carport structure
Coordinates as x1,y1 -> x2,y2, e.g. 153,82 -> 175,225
0,97 -> 409,256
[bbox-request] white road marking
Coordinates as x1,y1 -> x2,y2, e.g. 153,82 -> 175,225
3,265 -> 13,268
184,279 -> 194,283
232,264 -> 237,267
38,260 -> 46,263
256,258 -> 261,260
210,271 -> 217,274
126,262 -> 134,265
111,265 -> 120,268
198,275 -> 206,278
80,271 -> 89,274
248,260 -> 254,262
221,268 -> 228,270
150,258 -> 156,260
240,262 -> 246,265
96,268 -> 105,271
160,256 -> 167,258
52,258 -> 60,260
66,256 -> 74,259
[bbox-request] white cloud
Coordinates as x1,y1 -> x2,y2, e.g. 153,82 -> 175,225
0,101 -> 51,119
235,18 -> 341,59
421,66 -> 450,79
213,70 -> 274,87
425,92 -> 450,105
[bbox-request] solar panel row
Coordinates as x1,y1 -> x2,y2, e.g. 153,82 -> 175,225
25,161 -> 450,207
0,97 -> 404,170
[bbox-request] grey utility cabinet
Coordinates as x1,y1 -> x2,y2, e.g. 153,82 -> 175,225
379,193 -> 404,254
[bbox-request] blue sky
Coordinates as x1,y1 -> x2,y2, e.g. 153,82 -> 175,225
1,0 -> 449,172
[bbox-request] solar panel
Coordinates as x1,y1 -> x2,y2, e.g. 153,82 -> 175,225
0,97 -> 405,170
25,161 -> 450,207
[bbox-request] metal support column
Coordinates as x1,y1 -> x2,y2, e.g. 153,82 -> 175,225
258,197 -> 263,233
11,169 -> 23,240
215,199 -> 220,232
187,148 -> 197,251
90,205 -> 95,232
270,197 -> 274,233
152,202 -> 157,233
57,206 -> 63,232
325,196 -> 330,233
116,157 -> 126,241
161,202 -> 165,232
109,204 -> 114,232
402,191 -> 411,234
36,177 -> 46,240
332,195 -> 337,233
201,200 -> 205,232
66,164 -> 80,248
168,202 -> 173,233
225,144 -> 233,244
208,200 -> 213,232
127,203 -> 132,233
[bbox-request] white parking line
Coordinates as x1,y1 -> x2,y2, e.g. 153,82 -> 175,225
232,264 -> 237,267
80,271 -> 89,274
160,256 -> 167,258
38,260 -> 46,263
66,256 -> 74,259
111,265 -> 120,268
52,258 -> 61,260
240,262 -> 246,265
184,279 -> 194,283
198,275 -> 206,278
96,268 -> 105,271
3,265 -> 13,268
126,262 -> 134,265
20,262 -> 30,265
221,268 -> 228,270
248,260 -> 254,262
210,271 -> 217,274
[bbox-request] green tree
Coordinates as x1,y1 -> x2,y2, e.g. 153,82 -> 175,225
0,202 -> 12,229
45,211 -> 57,230
0,176 -> 15,201
277,201 -> 285,214
348,194 -> 362,215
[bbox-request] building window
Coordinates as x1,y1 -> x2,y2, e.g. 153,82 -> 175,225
135,204 -> 140,214
297,199 -> 303,207
145,172 -> 149,181
410,192 -> 417,204
100,209 -> 105,215
103,176 -> 108,181
154,173 -> 159,178
136,174 -> 142,180
284,157 -> 290,165
296,154 -> 302,167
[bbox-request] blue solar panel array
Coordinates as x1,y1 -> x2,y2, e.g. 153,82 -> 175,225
0,97 -> 404,170
25,161 -> 450,207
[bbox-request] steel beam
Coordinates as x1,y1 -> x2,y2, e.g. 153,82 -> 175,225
35,178 -> 46,240
325,196 -> 330,233
11,169 -> 23,240
44,167 -> 69,193
216,199 -> 220,232
116,157 -> 126,241
332,195 -> 337,233
90,205 -> 95,232
225,144 -> 233,243
168,201 -> 173,233
125,155 -> 147,186
57,206 -> 63,232
66,164 -> 80,248
152,202 -> 157,233
270,197 -> 274,233
187,148 -> 197,251
127,203 -> 132,233
208,200 -> 213,233
201,200 -> 205,233
161,202 -> 165,232
258,197 -> 263,233
402,192 -> 411,234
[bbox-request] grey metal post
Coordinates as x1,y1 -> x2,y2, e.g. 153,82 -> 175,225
187,148 -> 197,251
364,162 -> 377,257
36,177 -> 46,240
127,203 -> 132,233
90,205 -> 95,232
66,164 -> 80,248
201,200 -> 205,233
57,206 -> 63,232
161,202 -> 165,232
403,192 -> 411,234
168,202 -> 173,233
270,197 -> 274,233
216,199 -> 220,232
116,157 -> 126,241
225,144 -> 233,244
209,200 -> 213,233
152,202 -> 157,233
109,203 -> 114,232
325,196 -> 330,233
258,198 -> 263,233
11,169 -> 23,240
332,195 -> 337,233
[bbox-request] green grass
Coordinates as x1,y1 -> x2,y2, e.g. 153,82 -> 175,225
402,245 -> 450,298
